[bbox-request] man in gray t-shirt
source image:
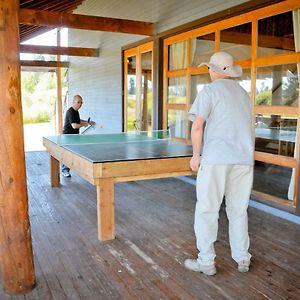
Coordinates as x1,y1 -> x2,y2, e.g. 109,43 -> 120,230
184,52 -> 254,276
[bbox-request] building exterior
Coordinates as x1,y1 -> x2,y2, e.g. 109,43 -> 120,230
67,0 -> 300,215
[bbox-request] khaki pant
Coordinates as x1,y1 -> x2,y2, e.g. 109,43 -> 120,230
195,164 -> 253,266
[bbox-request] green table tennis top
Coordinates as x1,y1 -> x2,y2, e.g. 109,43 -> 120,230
45,130 -> 169,146
43,130 -> 193,163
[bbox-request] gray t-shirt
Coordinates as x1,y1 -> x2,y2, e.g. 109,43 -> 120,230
189,79 -> 254,165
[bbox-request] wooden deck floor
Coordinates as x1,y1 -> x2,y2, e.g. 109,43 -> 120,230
1,151 -> 300,300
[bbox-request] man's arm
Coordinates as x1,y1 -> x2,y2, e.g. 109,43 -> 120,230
190,116 -> 205,172
71,119 -> 96,129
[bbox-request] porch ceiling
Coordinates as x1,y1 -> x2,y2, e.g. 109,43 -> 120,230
20,0 -> 84,42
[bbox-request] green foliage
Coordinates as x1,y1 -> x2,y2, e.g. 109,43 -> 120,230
21,71 -> 67,124
21,72 -> 39,93
168,95 -> 186,104
255,90 -> 272,105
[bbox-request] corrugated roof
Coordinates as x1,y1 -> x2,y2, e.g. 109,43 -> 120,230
20,0 -> 84,42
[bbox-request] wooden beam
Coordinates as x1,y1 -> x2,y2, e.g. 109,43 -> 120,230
0,0 -> 36,295
19,8 -> 154,36
20,44 -> 99,57
21,60 -> 69,68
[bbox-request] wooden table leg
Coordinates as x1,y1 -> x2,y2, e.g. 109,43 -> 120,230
50,156 -> 60,187
96,178 -> 115,241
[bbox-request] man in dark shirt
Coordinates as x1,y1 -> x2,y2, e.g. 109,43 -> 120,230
61,94 -> 95,177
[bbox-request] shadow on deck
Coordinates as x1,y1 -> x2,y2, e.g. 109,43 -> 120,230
1,151 -> 299,299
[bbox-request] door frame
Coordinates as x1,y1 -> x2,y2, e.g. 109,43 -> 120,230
123,41 -> 154,132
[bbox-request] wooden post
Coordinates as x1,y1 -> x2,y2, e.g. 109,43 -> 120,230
0,0 -> 36,294
56,28 -> 63,134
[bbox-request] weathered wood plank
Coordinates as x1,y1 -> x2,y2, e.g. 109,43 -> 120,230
1,152 -> 299,299
19,9 -> 154,36
20,45 -> 99,58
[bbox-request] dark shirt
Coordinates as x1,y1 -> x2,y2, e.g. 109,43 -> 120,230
63,107 -> 80,134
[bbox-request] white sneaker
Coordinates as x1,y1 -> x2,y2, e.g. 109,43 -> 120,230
238,260 -> 250,273
62,171 -> 71,177
184,259 -> 216,276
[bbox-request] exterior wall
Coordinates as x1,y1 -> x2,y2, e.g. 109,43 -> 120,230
68,0 -> 248,133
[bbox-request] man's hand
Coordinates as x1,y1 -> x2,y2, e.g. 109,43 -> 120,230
190,155 -> 200,172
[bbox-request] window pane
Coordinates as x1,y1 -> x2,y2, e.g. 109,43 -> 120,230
167,110 -> 186,139
168,41 -> 187,70
237,68 -> 251,95
253,162 -> 293,200
255,64 -> 299,107
190,33 -> 215,67
220,23 -> 251,60
126,56 -> 137,131
190,74 -> 211,103
168,77 -> 187,104
141,51 -> 153,131
258,11 -> 297,56
255,114 -> 296,157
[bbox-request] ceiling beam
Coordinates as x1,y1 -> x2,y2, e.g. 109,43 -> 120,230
19,8 -> 154,36
20,60 -> 69,68
20,44 -> 99,57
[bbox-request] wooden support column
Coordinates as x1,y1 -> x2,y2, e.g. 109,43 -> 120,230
56,29 -> 63,134
0,0 -> 36,295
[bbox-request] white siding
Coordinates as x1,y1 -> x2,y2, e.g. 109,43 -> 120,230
68,0 -> 248,133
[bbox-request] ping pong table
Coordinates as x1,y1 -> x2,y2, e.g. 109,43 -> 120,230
43,131 -> 193,241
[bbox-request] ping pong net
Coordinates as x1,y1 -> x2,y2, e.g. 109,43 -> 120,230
54,130 -> 172,146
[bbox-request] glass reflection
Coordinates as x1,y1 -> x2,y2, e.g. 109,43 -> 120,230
190,33 -> 215,67
141,51 -> 153,131
253,162 -> 292,200
190,74 -> 211,103
220,23 -> 251,60
237,69 -> 251,95
255,114 -> 296,157
168,77 -> 187,104
126,56 -> 137,131
168,41 -> 187,70
255,64 -> 299,107
257,11 -> 296,57
167,110 -> 186,139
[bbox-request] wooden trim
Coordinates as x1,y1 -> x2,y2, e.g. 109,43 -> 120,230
215,30 -> 220,52
254,151 -> 296,168
255,52 -> 300,67
21,60 -> 69,68
19,8 -> 154,36
251,190 -> 295,213
253,106 -> 298,116
166,103 -> 186,110
115,171 -> 194,182
20,44 -> 99,57
250,20 -> 257,106
166,69 -> 188,77
152,37 -> 163,130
